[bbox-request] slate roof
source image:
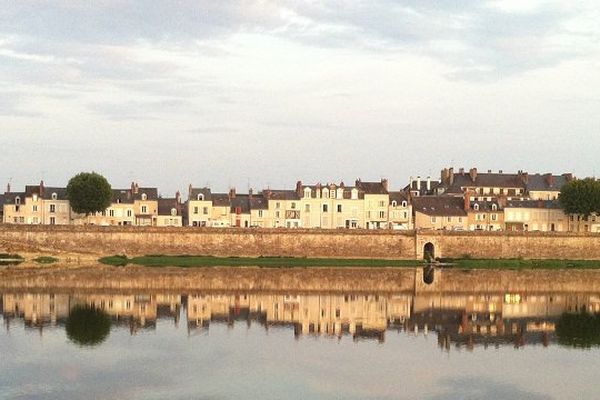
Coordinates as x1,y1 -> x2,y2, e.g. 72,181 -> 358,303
189,187 -> 212,201
111,189 -> 134,204
249,196 -> 269,210
355,180 -> 388,195
132,187 -> 158,201
24,185 -> 69,200
230,195 -> 251,214
3,192 -> 26,204
299,184 -> 363,200
412,197 -> 467,216
526,174 -> 571,192
158,198 -> 182,216
468,200 -> 502,212
212,193 -> 231,207
446,173 -> 526,193
389,191 -> 409,205
403,180 -> 441,196
505,199 -> 564,210
266,190 -> 300,201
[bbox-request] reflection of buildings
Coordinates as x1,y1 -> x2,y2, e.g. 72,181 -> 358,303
2,291 -> 600,348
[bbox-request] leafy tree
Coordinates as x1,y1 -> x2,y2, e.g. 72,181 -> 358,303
556,312 -> 600,348
66,172 -> 112,215
559,178 -> 600,217
66,305 -> 111,347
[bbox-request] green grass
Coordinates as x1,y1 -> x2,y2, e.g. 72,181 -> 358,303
99,255 -> 425,268
33,256 -> 59,264
443,258 -> 600,270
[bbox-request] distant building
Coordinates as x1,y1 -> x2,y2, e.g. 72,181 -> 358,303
412,196 -> 468,230
156,193 -> 183,227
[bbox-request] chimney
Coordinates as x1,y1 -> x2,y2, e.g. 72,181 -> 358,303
381,178 -> 389,192
499,170 -> 503,174
188,184 -> 192,200
134,183 -> 139,194
464,191 -> 471,212
459,168 -> 465,175
449,168 -> 454,185
176,191 -> 181,204
426,176 -> 431,191
469,168 -> 478,183
409,176 -> 413,189
296,180 -> 302,197
39,180 -> 45,196
544,173 -> 555,187
520,172 -> 529,185
562,173 -> 574,182
229,187 -> 236,199
416,176 -> 421,191
6,182 -> 10,194
441,168 -> 449,185
249,188 -> 253,199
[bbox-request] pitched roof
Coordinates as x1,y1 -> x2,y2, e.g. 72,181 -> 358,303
189,187 -> 212,201
111,189 -> 134,204
389,191 -> 409,204
212,193 -> 231,207
468,200 -> 502,212
249,196 -> 269,210
266,190 -> 300,201
412,197 -> 467,216
24,185 -> 69,200
505,199 -> 564,210
132,187 -> 158,201
158,198 -> 182,216
355,180 -> 388,194
3,192 -> 26,203
447,173 -> 526,192
526,174 -> 571,192
230,195 -> 251,214
403,180 -> 441,196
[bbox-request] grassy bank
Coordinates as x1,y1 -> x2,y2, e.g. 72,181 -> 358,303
443,258 -> 600,270
99,255 -> 424,268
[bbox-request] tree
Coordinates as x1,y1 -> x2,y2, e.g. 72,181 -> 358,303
559,178 -> 600,217
66,172 -> 112,215
66,305 -> 111,346
556,312 -> 600,348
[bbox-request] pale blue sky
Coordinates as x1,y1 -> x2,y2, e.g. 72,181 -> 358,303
1,1 -> 599,195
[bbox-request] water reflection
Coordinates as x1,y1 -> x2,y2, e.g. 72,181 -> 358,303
2,290 -> 600,350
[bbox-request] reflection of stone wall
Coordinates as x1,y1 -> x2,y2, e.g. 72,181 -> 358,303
2,225 -> 600,260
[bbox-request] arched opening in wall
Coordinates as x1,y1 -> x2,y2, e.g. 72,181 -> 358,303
423,266 -> 435,285
423,242 -> 435,261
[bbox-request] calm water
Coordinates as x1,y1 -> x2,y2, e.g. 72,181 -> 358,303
1,288 -> 600,399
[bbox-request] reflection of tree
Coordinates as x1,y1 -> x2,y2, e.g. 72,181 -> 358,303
556,312 -> 600,348
66,306 -> 111,346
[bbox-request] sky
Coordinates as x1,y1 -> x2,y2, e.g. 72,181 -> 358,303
1,0 -> 599,196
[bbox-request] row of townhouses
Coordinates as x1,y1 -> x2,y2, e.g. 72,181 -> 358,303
1,168 -> 599,232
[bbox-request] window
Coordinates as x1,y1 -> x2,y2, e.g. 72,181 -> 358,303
15,197 -> 21,205
116,198 -> 121,204
141,193 -> 147,201
194,206 -> 199,214
141,205 -> 148,214
258,210 -> 264,217
323,189 -> 329,198
473,203 -> 479,211
304,188 -> 311,198
458,217 -> 463,223
351,189 -> 358,200
379,211 -> 385,219
197,194 -> 204,201
203,207 -> 209,215
492,204 -> 498,211
50,217 -> 56,225
171,208 -> 177,216
322,204 -> 328,212
275,211 -> 280,218
379,201 -> 385,207
33,194 -> 38,202
305,204 -> 310,212
291,202 -> 296,209
330,190 -> 336,199
127,209 -> 132,217
109,209 -> 115,217
32,205 -> 38,212
276,202 -> 281,209
337,204 -> 343,213
51,193 -> 57,200
492,214 -> 497,221
391,201 -> 397,207
49,204 -> 56,213
431,216 -> 437,223
447,217 -> 452,222
402,201 -> 408,207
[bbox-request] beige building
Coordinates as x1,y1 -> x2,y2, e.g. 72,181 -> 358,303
412,197 -> 468,231
388,191 -> 412,230
156,194 -> 183,227
2,182 -> 73,225
504,200 -> 568,232
82,183 -> 158,226
465,195 -> 504,231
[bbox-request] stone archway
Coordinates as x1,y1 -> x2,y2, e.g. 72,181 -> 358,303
423,242 -> 435,261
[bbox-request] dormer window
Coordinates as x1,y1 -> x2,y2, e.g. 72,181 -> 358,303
171,208 -> 177,216
15,196 -> 21,205
351,189 -> 358,200
391,201 -> 397,207
51,193 -> 58,200
401,201 -> 408,208
323,189 -> 329,198
141,193 -> 147,201
492,204 -> 498,211
474,203 -> 480,211
330,190 -> 336,199
33,194 -> 38,202
116,198 -> 121,204
304,188 -> 311,198
197,194 -> 204,201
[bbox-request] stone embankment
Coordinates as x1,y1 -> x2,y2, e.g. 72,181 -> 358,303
2,225 -> 600,260
2,265 -> 600,294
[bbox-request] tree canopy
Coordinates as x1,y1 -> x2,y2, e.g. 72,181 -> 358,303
556,312 -> 600,348
559,178 -> 600,216
66,305 -> 111,347
66,172 -> 112,215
